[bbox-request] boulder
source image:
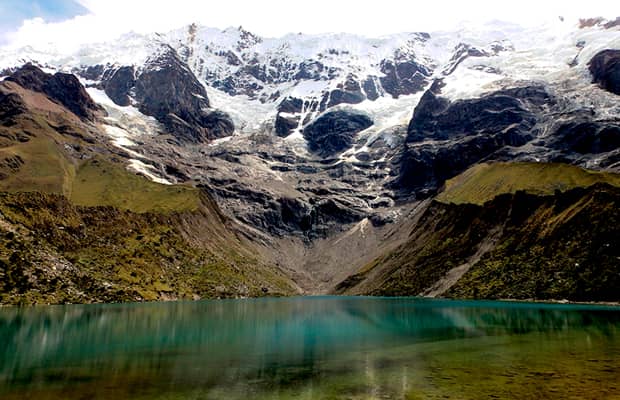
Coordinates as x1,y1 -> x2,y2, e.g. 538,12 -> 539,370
303,110 -> 373,157
589,49 -> 620,95
202,110 -> 235,139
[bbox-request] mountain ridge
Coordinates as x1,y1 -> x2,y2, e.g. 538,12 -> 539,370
0,19 -> 619,304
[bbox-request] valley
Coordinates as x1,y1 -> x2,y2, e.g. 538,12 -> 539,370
0,17 -> 619,304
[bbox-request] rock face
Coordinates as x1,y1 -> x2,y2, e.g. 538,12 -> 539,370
202,110 -> 235,139
407,83 -> 550,143
380,59 -> 431,98
274,97 -> 303,137
303,110 -> 373,157
103,66 -> 135,106
589,49 -> 620,95
100,47 -> 234,143
6,64 -> 102,120
398,82 -> 553,194
321,74 -> 366,109
550,121 -> 620,158
0,92 -> 28,124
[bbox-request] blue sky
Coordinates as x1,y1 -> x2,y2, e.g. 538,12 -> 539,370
0,0 -> 87,42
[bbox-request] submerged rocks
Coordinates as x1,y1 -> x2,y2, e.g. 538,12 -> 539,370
303,110 -> 373,157
589,49 -> 620,95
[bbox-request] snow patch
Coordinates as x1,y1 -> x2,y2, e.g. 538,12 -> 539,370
290,80 -> 330,97
128,159 -> 171,185
102,125 -> 142,158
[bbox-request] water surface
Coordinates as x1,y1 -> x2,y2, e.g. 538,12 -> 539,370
1,297 -> 619,399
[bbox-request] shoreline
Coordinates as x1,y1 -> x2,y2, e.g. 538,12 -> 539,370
1,295 -> 620,308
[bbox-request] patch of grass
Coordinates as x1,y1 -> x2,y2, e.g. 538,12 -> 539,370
437,162 -> 620,205
71,158 -> 200,213
0,136 -> 75,195
0,124 -> 199,214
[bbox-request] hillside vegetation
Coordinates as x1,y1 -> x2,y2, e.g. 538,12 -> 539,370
0,80 -> 297,305
336,163 -> 620,302
437,162 -> 620,205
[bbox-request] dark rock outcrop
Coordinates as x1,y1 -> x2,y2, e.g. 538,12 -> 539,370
0,92 -> 28,125
407,83 -> 550,142
133,48 -> 214,142
274,97 -> 303,137
321,74 -> 365,109
7,64 -> 103,120
362,77 -> 381,101
379,59 -> 431,98
589,49 -> 620,95
294,60 -> 326,81
442,43 -> 495,75
99,47 -> 235,143
275,114 -> 299,137
303,110 -> 373,157
202,110 -> 235,139
103,66 -> 136,106
78,64 -> 105,81
550,120 -> 620,155
398,82 -> 553,194
278,97 -> 303,114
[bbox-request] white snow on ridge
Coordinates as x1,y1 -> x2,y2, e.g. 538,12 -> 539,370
2,21 -> 618,107
206,86 -> 276,134
434,21 -> 620,101
2,20 -> 619,184
290,80 -> 331,98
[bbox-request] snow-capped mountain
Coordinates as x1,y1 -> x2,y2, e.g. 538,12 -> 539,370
1,18 -> 619,242
2,18 -> 619,137
1,16 -> 620,301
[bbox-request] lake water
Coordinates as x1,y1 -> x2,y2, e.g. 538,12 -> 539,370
0,296 -> 619,399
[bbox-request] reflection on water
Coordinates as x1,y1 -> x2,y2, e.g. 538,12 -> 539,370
0,297 -> 619,399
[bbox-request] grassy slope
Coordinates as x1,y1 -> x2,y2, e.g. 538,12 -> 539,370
0,146 -> 296,304
337,163 -> 620,302
437,162 -> 620,205
0,86 -> 297,305
0,130 -> 75,196
445,184 -> 620,301
0,121 -> 199,214
0,192 -> 296,305
71,158 -> 200,213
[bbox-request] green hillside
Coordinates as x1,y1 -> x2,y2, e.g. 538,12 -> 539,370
437,162 -> 620,205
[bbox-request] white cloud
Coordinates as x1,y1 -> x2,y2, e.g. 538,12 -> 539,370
3,0 -> 619,50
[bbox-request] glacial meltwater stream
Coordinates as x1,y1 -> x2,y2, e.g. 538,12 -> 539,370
1,297 -> 619,399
